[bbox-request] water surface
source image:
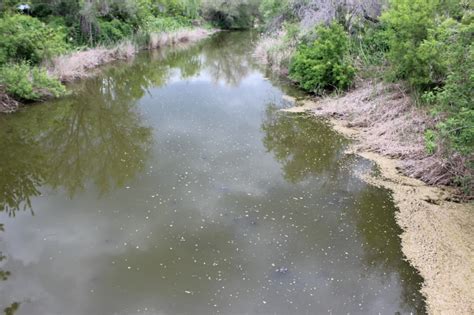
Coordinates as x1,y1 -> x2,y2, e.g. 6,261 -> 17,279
0,32 -> 425,315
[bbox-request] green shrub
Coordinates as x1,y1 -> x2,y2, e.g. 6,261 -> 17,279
0,62 -> 66,101
259,0 -> 290,23
0,14 -> 69,65
201,0 -> 260,29
143,15 -> 193,33
421,16 -> 473,156
97,19 -> 134,44
289,22 -> 355,93
424,129 -> 437,154
159,0 -> 200,19
381,0 -> 473,159
350,23 -> 390,69
381,0 -> 444,89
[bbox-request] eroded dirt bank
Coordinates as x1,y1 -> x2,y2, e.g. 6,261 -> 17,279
282,82 -> 474,314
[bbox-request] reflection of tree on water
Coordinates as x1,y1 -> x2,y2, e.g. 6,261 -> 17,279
202,31 -> 259,86
262,103 -> 347,183
262,105 -> 426,313
1,32 -> 244,216
3,303 -> 19,315
0,224 -> 19,315
0,123 -> 46,215
0,65 -> 154,214
150,31 -> 260,86
0,224 -> 9,282
0,63 -> 158,311
43,77 -> 153,198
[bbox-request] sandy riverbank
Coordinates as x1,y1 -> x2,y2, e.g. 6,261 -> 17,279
282,82 -> 474,314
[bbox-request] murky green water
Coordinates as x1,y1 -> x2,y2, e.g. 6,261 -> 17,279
0,32 -> 426,315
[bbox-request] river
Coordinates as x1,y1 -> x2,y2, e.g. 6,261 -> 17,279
0,31 -> 426,315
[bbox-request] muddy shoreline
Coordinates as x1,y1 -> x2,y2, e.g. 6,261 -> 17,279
282,85 -> 474,314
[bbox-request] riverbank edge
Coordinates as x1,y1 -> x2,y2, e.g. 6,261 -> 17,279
281,82 -> 474,314
0,27 -> 217,114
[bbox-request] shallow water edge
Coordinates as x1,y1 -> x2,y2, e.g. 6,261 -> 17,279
283,96 -> 474,314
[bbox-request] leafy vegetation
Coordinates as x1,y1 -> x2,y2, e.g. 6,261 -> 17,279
0,0 -> 471,193
201,0 -> 261,29
258,0 -> 473,194
0,0 -> 246,104
379,0 -> 473,160
0,62 -> 66,101
0,14 -> 69,64
289,23 -> 355,93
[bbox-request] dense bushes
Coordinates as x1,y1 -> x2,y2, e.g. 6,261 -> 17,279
0,14 -> 68,103
259,0 -> 472,192
0,0 -> 213,106
423,17 -> 474,156
381,0 -> 473,157
289,23 -> 355,93
0,62 -> 66,101
97,19 -> 134,44
0,14 -> 69,64
201,0 -> 261,29
142,15 -> 193,33
381,0 -> 440,89
259,0 -> 291,24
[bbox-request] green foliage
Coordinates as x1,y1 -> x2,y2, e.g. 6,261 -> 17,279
380,0 -> 473,159
159,0 -> 201,19
351,23 -> 389,66
97,18 -> 134,44
0,62 -> 66,101
289,23 -> 355,93
259,0 -> 290,23
0,14 -> 69,64
381,0 -> 439,89
201,0 -> 260,29
437,109 -> 474,155
282,22 -> 299,45
424,129 -> 437,155
416,16 -> 473,157
142,15 -> 193,32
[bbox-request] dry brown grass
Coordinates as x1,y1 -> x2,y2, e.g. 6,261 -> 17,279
1,28 -> 215,114
254,31 -> 295,76
284,81 -> 474,313
148,28 -> 213,50
48,41 -> 137,82
49,28 -> 213,83
287,81 -> 473,195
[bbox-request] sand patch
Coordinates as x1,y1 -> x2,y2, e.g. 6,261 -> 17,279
358,152 -> 474,315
